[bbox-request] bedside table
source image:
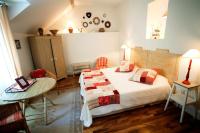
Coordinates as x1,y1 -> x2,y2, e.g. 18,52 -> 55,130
164,81 -> 199,123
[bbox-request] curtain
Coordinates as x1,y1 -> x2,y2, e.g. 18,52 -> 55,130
0,5 -> 21,90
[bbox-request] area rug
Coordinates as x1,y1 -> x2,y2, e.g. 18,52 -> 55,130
26,88 -> 83,133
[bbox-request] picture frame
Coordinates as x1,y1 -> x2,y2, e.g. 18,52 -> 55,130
15,76 -> 30,89
15,40 -> 21,49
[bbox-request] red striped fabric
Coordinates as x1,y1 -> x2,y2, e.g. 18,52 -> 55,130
0,111 -> 23,126
96,57 -> 108,69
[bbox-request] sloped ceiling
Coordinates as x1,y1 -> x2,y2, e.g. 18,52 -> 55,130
9,0 -> 123,34
10,0 -> 70,33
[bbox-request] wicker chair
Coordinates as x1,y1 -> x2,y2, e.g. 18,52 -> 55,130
95,57 -> 108,69
0,102 -> 30,133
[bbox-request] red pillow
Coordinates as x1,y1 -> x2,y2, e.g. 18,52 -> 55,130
30,69 -> 46,78
129,68 -> 157,84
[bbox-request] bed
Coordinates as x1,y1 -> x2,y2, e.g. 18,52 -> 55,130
80,47 -> 180,127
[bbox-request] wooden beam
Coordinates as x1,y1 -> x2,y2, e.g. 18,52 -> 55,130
70,0 -> 74,8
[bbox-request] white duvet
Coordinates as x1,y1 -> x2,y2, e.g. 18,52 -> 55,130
80,67 -> 171,127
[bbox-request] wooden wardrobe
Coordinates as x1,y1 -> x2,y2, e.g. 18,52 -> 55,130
29,36 -> 67,80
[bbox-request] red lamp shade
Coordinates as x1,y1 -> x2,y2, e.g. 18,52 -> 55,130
182,49 -> 200,85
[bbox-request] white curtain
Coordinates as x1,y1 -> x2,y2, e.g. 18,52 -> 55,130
0,5 -> 21,90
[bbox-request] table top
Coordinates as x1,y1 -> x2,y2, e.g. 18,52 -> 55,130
0,78 -> 56,101
174,81 -> 200,89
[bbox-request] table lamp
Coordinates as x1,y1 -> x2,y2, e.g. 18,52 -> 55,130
182,49 -> 200,85
121,44 -> 128,60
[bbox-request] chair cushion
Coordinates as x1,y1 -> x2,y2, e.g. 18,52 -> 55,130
0,111 -> 23,126
30,69 -> 46,78
96,57 -> 108,68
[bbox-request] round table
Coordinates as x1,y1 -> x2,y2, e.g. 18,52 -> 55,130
0,78 -> 56,125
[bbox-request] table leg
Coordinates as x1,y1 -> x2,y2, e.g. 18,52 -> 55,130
194,89 -> 199,119
43,96 -> 47,125
180,89 -> 189,123
164,84 -> 175,111
46,97 -> 55,106
22,100 -> 26,115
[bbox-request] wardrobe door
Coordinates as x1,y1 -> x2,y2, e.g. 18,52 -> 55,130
35,37 -> 56,75
51,37 -> 66,79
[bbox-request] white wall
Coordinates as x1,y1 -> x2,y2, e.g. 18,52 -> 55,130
62,32 -> 120,74
47,5 -> 119,33
118,0 -> 200,82
117,0 -> 200,118
118,0 -> 200,53
13,33 -> 33,77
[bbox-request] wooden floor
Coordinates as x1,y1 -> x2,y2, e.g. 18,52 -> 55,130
56,75 -> 200,133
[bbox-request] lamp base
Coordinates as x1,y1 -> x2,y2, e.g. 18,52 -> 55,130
182,80 -> 191,85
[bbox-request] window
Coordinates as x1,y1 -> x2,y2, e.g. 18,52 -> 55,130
0,6 -> 19,90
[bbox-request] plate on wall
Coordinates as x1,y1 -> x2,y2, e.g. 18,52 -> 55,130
105,21 -> 111,28
93,17 -> 100,25
82,22 -> 88,28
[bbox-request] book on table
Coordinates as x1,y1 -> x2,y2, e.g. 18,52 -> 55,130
5,79 -> 37,93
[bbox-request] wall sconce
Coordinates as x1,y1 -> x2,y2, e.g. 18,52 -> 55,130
67,21 -> 74,33
121,44 -> 129,61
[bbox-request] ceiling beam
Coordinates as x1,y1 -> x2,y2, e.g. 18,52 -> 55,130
70,0 -> 74,8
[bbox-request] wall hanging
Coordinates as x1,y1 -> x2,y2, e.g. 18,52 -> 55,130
81,11 -> 112,32
86,12 -> 92,18
93,17 -> 100,25
105,21 -> 111,28
82,22 -> 88,28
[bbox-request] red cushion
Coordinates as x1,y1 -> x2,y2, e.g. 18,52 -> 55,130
129,68 -> 157,84
96,57 -> 108,68
30,69 -> 46,78
0,111 -> 23,126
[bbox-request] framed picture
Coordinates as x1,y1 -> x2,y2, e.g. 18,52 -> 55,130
15,76 -> 30,89
15,40 -> 21,49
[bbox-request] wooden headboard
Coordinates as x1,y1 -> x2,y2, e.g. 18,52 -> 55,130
130,47 -> 181,84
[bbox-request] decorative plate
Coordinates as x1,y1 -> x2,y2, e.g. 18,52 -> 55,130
82,22 -> 88,28
86,12 -> 92,18
93,17 -> 100,25
105,21 -> 111,28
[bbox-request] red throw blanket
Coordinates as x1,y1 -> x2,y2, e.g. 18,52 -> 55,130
82,69 -> 120,109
